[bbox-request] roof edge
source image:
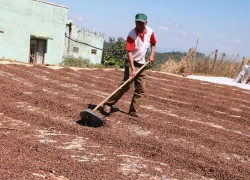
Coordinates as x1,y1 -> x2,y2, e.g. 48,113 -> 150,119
31,33 -> 53,40
34,0 -> 69,9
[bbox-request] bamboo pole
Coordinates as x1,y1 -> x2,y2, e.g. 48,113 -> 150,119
192,38 -> 199,72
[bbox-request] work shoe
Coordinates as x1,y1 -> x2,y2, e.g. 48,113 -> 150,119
103,104 -> 112,114
129,112 -> 143,118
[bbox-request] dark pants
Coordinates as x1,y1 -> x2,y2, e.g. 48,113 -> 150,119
105,60 -> 146,113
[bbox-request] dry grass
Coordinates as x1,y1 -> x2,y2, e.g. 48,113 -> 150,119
160,48 -> 195,75
160,49 -> 249,78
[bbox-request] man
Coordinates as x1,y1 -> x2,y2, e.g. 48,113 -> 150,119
103,13 -> 157,117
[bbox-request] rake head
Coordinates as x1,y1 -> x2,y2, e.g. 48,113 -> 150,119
79,110 -> 105,128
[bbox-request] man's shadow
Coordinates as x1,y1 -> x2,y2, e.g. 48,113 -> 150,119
76,104 -> 127,128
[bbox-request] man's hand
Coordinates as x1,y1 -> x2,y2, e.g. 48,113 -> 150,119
148,54 -> 154,63
127,51 -> 136,77
130,68 -> 136,78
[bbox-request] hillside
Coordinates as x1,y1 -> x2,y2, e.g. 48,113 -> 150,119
153,51 -> 205,64
0,61 -> 249,179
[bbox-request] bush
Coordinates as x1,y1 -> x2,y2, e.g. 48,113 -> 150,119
59,55 -> 90,67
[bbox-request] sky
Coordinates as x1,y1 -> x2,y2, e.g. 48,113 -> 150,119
51,0 -> 250,59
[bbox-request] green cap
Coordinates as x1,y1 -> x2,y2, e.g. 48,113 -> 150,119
135,13 -> 147,22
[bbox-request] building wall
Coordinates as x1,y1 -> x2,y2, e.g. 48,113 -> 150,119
0,0 -> 68,64
64,24 -> 104,64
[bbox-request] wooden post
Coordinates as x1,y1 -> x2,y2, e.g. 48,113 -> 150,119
211,49 -> 218,73
221,53 -> 225,61
214,49 -> 218,62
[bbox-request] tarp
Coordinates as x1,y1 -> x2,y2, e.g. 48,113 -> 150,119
234,65 -> 250,84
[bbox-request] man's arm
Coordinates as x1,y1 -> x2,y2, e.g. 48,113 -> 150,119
126,35 -> 137,77
148,32 -> 156,62
148,44 -> 156,62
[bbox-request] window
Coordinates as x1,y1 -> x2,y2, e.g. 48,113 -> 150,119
91,49 -> 97,55
73,47 -> 79,53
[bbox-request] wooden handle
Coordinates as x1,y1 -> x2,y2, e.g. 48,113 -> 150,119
92,61 -> 150,112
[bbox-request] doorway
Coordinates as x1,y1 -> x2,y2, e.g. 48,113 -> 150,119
29,39 -> 47,64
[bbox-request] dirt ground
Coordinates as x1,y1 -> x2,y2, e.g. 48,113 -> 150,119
0,61 -> 249,179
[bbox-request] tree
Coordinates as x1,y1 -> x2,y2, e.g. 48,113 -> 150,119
102,37 -> 126,68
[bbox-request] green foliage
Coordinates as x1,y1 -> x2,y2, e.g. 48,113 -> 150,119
154,51 -> 205,65
155,51 -> 205,66
59,55 -> 91,67
59,55 -> 106,68
196,52 -> 206,59
102,37 -> 126,68
154,51 -> 187,64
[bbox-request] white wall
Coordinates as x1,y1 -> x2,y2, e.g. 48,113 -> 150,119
0,0 -> 68,64
64,24 -> 105,64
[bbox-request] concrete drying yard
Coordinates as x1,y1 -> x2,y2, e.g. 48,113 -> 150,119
0,61 -> 249,179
